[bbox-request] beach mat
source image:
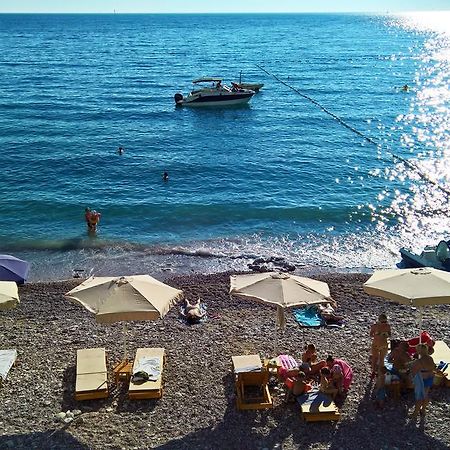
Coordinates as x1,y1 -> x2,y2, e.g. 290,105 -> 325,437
293,306 -> 323,327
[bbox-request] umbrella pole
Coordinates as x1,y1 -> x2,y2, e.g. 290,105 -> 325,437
418,307 -> 423,344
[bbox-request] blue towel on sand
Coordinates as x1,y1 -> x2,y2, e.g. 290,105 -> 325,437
293,306 -> 323,327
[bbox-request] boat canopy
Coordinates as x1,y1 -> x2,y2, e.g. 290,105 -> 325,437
192,77 -> 223,84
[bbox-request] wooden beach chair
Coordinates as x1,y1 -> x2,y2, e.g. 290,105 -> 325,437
75,348 -> 109,401
297,390 -> 341,422
431,340 -> 450,387
0,349 -> 17,387
128,348 -> 165,399
232,354 -> 273,411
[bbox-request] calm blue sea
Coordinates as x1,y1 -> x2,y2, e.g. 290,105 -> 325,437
0,13 -> 449,280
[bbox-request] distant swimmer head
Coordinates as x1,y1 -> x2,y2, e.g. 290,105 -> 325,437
163,171 -> 169,181
402,84 -> 409,91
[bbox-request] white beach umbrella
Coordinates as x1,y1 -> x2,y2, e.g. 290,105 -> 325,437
65,275 -> 183,359
230,272 -> 332,352
363,267 -> 450,338
0,281 -> 19,311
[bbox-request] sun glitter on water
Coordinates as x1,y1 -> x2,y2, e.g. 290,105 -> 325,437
372,11 -> 450,251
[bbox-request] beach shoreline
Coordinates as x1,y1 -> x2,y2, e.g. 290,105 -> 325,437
1,270 -> 450,449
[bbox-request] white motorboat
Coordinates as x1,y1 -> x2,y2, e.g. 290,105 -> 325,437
400,240 -> 450,271
174,77 -> 254,107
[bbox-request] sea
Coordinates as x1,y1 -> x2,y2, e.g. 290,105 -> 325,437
0,12 -> 449,281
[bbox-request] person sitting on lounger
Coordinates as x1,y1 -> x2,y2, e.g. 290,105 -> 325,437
388,340 -> 412,384
183,298 -> 206,324
302,343 -> 326,376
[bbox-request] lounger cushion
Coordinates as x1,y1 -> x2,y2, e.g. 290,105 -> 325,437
129,348 -> 165,394
232,354 -> 262,373
75,348 -> 108,394
432,341 -> 450,383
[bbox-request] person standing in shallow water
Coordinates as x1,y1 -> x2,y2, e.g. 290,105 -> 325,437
162,171 -> 169,182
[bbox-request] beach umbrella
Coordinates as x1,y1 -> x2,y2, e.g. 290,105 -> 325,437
363,267 -> 450,338
65,275 -> 183,359
229,272 -> 332,352
0,281 -> 19,311
0,255 -> 30,285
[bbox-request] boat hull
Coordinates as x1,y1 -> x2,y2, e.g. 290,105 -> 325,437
179,92 -> 253,107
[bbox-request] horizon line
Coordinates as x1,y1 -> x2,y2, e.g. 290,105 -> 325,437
0,10 -> 448,15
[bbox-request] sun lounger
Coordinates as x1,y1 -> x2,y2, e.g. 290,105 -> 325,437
75,348 -> 109,401
232,354 -> 273,410
128,348 -> 165,399
0,349 -> 17,386
232,354 -> 263,374
431,340 -> 450,387
297,389 -> 340,422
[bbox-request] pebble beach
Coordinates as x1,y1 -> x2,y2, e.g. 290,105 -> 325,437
1,271 -> 450,450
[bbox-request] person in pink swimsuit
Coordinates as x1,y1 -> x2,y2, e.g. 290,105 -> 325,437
326,355 -> 353,394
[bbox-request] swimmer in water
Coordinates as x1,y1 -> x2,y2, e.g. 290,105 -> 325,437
163,171 -> 169,182
118,146 -> 124,155
401,84 -> 409,92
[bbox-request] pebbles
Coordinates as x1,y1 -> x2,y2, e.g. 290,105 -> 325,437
0,272 -> 450,449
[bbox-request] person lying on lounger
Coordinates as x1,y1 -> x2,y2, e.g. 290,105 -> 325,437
182,298 -> 206,324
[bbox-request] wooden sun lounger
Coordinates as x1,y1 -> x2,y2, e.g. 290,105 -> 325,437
297,390 -> 341,422
232,354 -> 273,410
75,348 -> 109,401
0,349 -> 17,387
128,348 -> 165,399
432,340 -> 450,387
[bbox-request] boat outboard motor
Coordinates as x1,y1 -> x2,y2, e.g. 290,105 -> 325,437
174,93 -> 183,105
436,240 -> 450,269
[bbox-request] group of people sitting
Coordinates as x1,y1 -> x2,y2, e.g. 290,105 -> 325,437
281,343 -> 353,402
370,313 -> 436,417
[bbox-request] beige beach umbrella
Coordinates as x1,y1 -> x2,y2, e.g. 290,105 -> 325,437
363,267 -> 450,337
0,281 -> 19,311
65,275 -> 183,359
230,272 -> 332,352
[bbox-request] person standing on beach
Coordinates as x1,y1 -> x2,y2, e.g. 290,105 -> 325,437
410,343 -> 435,419
370,313 -> 391,379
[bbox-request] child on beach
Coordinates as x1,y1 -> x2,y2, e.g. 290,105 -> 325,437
370,313 -> 391,379
285,370 -> 312,402
302,343 -> 326,376
374,366 -> 388,409
319,367 -> 338,399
